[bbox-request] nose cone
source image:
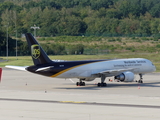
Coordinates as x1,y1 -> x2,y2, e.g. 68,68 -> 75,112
152,64 -> 156,72
147,59 -> 156,72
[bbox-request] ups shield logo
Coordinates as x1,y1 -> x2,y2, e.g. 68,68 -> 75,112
31,44 -> 40,59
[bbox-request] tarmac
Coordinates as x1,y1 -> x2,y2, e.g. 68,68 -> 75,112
0,68 -> 160,120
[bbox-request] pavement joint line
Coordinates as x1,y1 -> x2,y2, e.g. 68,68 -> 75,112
0,98 -> 160,109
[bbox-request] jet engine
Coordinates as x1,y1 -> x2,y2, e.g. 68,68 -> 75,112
114,71 -> 134,82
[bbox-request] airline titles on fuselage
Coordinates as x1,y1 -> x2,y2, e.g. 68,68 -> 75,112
114,60 -> 146,68
124,60 -> 146,64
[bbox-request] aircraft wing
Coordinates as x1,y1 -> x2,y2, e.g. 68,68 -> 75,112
94,68 -> 136,76
5,65 -> 28,71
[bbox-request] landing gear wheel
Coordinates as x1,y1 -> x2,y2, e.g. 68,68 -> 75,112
76,82 -> 85,86
98,83 -> 101,87
138,80 -> 143,83
97,82 -> 107,87
76,82 -> 79,86
82,82 -> 85,86
138,74 -> 143,83
98,74 -> 107,87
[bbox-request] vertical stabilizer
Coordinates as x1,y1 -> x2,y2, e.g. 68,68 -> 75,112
25,33 -> 52,65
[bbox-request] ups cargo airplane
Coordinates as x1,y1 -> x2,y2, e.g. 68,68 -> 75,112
6,33 -> 156,87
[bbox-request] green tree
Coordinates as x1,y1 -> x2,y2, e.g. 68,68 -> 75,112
68,44 -> 84,54
56,15 -> 87,35
90,0 -> 113,10
150,19 -> 160,34
149,3 -> 160,17
0,31 -> 6,56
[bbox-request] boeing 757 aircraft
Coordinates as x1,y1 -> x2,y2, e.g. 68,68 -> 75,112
6,33 -> 156,87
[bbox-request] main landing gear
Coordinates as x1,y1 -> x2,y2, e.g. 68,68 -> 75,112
76,75 -> 107,87
97,75 -> 107,87
76,79 -> 85,86
136,74 -> 143,83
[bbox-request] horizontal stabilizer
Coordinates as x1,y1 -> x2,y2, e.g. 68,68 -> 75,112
5,65 -> 28,71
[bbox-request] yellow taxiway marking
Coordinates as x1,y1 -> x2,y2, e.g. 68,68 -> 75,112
60,101 -> 86,104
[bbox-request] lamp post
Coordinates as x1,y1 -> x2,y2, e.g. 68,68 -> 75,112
5,24 -> 8,60
15,29 -> 18,60
14,11 -> 18,60
31,25 -> 40,37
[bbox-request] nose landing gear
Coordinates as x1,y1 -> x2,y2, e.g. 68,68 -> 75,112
136,74 -> 143,83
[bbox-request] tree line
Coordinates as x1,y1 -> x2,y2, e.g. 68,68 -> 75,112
0,0 -> 160,37
0,0 -> 160,56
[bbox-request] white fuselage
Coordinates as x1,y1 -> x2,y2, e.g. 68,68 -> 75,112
56,58 -> 156,80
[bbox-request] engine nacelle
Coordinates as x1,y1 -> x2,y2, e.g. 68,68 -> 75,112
114,71 -> 134,82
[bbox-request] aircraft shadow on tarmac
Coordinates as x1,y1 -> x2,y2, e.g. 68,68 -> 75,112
55,81 -> 160,90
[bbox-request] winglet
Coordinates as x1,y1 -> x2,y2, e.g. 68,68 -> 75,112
0,68 -> 2,82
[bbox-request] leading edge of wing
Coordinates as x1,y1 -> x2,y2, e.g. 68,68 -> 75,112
94,68 -> 136,76
5,65 -> 28,71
